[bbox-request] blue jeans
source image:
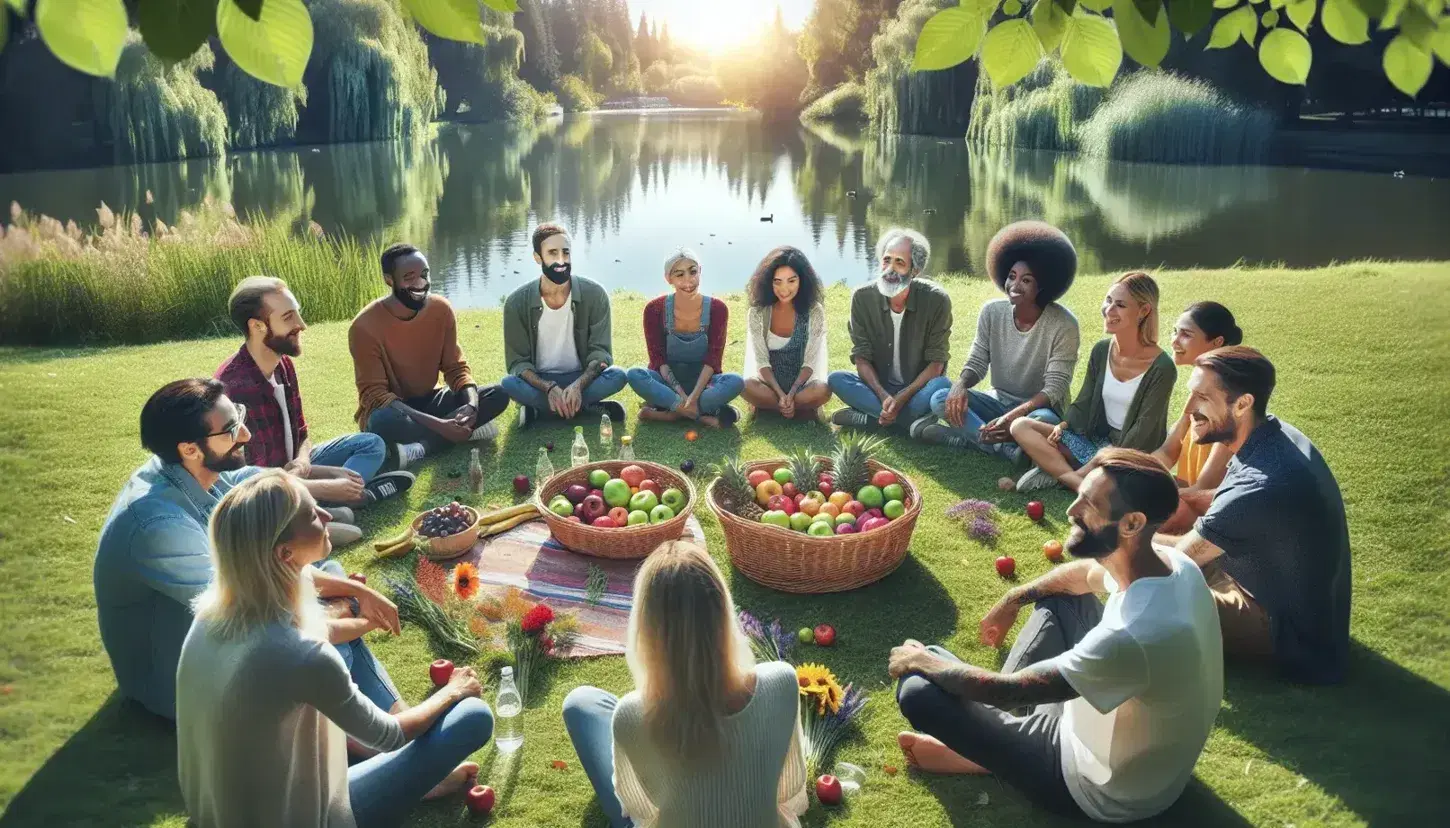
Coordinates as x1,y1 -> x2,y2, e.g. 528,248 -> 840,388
563,686 -> 633,828
626,367 -> 744,416
364,386 -> 511,451
828,371 -> 952,425
309,432 -> 387,482
348,697 -> 495,828
928,387 -> 1061,461
315,561 -> 402,712
500,368 -> 628,415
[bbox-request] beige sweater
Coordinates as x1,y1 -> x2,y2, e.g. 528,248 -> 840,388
348,295 -> 474,429
611,661 -> 808,828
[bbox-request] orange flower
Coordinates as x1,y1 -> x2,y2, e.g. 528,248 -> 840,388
414,557 -> 449,605
451,563 -> 480,601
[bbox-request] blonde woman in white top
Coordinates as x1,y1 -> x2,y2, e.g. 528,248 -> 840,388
739,246 -> 832,420
562,541 -> 808,828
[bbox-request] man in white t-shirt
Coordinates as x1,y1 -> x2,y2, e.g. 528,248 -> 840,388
890,449 -> 1223,822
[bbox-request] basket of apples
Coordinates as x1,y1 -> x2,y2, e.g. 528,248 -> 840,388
705,434 -> 921,593
534,460 -> 696,560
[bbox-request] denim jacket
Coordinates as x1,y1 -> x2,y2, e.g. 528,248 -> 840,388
93,456 -> 259,719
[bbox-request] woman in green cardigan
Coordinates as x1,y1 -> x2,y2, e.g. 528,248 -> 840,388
1009,272 -> 1176,493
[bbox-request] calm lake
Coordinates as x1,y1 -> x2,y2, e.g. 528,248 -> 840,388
3,109 -> 1449,305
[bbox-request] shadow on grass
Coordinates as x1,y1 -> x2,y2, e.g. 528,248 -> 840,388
1,695 -> 182,827
1217,642 -> 1450,823
910,773 -> 1254,828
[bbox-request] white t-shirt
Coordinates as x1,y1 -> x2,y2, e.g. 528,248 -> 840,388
268,376 -> 295,461
888,309 -> 905,385
1101,367 -> 1145,431
536,300 -> 582,374
1052,547 -> 1223,822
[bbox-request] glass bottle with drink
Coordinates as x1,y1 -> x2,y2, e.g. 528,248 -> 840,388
618,434 -> 635,462
571,425 -> 590,468
495,666 -> 523,753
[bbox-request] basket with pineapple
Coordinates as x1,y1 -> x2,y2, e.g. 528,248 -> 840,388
705,433 -> 921,593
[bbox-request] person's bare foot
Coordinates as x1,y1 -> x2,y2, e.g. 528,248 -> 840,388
638,407 -> 678,422
423,761 -> 479,800
698,414 -> 721,429
898,732 -> 990,775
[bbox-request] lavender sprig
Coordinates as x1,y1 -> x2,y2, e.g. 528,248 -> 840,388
767,618 -> 797,663
801,683 -> 870,777
946,498 -> 994,520
967,515 -> 1001,543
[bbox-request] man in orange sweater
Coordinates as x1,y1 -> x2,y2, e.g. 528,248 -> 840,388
349,243 -> 509,468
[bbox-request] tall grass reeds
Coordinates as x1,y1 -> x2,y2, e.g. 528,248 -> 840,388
0,201 -> 380,346
1076,72 -> 1275,165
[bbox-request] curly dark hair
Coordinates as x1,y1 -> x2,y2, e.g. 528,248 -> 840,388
985,221 -> 1078,308
746,246 -> 821,312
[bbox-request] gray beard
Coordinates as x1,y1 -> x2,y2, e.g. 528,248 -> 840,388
876,274 -> 909,299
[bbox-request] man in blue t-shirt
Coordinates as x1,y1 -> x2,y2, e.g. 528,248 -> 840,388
1162,346 -> 1352,684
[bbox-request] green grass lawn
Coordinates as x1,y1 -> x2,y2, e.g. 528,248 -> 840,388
2,263 -> 1448,827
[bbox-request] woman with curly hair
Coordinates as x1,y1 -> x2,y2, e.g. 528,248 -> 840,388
739,246 -> 832,420
918,221 -> 1081,461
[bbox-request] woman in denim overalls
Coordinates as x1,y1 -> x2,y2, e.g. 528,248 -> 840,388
627,249 -> 744,429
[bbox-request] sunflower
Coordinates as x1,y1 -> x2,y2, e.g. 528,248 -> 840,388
450,562 -> 480,601
795,663 -> 844,715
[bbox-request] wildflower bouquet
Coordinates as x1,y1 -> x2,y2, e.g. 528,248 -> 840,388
475,588 -> 579,701
946,498 -> 1000,543
795,663 -> 869,777
738,610 -> 797,664
383,557 -> 480,658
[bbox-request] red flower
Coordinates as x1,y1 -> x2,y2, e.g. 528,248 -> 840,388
521,604 -> 554,634
540,635 -> 555,655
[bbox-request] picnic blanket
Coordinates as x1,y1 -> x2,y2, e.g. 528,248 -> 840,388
445,515 -> 706,658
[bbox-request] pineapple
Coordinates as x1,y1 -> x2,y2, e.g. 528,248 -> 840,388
831,431 -> 887,494
711,454 -> 764,520
787,448 -> 821,492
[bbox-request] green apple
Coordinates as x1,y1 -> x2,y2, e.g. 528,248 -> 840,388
882,483 -> 905,502
627,509 -> 650,526
628,490 -> 659,513
798,627 -> 814,644
760,510 -> 791,529
856,485 -> 884,509
660,487 -> 687,512
883,499 -> 906,520
602,478 -> 633,508
834,512 -> 856,526
788,511 -> 814,532
807,520 -> 836,537
649,504 -> 676,524
548,496 -> 574,517
588,469 -> 611,488
772,467 -> 793,485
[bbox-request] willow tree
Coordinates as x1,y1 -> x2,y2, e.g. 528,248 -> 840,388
429,15 -> 536,122
99,36 -> 229,164
217,58 -> 306,150
303,0 -> 444,143
863,0 -> 977,135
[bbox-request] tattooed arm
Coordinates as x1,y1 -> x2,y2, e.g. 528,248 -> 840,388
978,560 -> 1107,647
888,644 -> 1079,708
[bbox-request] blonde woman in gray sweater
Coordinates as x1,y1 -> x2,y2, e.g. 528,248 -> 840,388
176,470 -> 493,828
562,541 -> 808,828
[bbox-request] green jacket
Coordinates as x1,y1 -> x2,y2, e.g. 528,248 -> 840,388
1066,339 -> 1177,451
503,276 -> 614,376
846,279 -> 952,382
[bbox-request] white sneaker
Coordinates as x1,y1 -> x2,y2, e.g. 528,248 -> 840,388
396,442 -> 426,470
470,421 -> 499,442
326,522 -> 363,547
323,506 -> 355,524
1016,466 -> 1060,493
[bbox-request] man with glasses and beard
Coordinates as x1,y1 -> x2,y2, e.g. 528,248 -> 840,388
829,228 -> 954,435
351,243 -> 510,469
1160,346 -> 1351,684
216,277 -> 414,547
889,450 -> 1222,823
94,379 -> 404,720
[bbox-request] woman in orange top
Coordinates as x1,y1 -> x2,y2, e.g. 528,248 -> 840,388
1154,302 -> 1243,532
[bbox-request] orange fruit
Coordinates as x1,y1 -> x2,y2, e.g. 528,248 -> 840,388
1043,540 -> 1064,562
685,430 -> 699,442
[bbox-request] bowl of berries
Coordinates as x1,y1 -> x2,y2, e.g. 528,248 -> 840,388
410,501 -> 482,560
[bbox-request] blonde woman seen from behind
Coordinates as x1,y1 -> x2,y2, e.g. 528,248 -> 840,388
562,541 -> 808,828
177,470 -> 494,828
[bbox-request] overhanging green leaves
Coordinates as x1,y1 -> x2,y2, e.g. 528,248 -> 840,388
1116,0 -> 1171,66
1258,25 -> 1312,83
1432,20 -> 1450,67
1284,0 -> 1317,31
911,3 -> 992,71
482,0 -> 522,12
1167,0 -> 1215,34
403,0 -> 485,44
34,0 -> 128,77
235,0 -> 262,20
1322,0 -> 1370,44
1081,0 -> 1114,11
981,18 -> 1045,86
1208,5 -> 1259,48
216,0 -> 312,88
1134,0 -> 1163,22
1383,32 -> 1432,96
1033,0 -> 1071,50
139,0 -> 219,63
1061,11 -> 1122,85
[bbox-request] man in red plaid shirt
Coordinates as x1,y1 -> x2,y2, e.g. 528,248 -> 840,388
216,277 -> 413,543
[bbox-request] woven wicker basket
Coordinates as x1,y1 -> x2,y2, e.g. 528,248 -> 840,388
707,457 -> 920,593
411,506 -> 482,561
535,460 -> 698,560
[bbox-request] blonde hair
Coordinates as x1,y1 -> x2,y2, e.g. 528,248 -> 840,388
626,541 -> 755,764
1114,271 -> 1161,346
193,469 -> 325,640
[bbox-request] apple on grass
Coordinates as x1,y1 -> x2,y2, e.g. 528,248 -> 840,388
587,469 -> 610,488
996,556 -> 1016,578
1027,500 -> 1045,521
602,478 -> 633,508
660,488 -> 687,512
1044,540 -> 1064,562
816,774 -> 843,806
797,627 -> 814,644
512,474 -> 531,495
813,624 -> 836,646
627,509 -> 650,526
649,504 -> 675,524
430,659 -> 454,686
466,784 -> 496,816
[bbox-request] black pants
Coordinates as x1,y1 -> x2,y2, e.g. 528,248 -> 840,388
365,385 -> 510,452
896,593 -> 1105,817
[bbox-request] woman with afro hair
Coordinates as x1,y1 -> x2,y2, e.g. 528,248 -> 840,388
916,221 -> 1082,463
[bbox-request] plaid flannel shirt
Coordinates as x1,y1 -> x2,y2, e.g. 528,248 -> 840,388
214,346 -> 308,468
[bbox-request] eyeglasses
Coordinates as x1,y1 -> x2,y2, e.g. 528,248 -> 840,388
204,404 -> 247,440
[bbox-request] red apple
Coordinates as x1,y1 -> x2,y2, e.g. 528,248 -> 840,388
347,572 -> 367,585
591,516 -> 618,528
466,784 -> 496,815
639,479 -> 662,496
862,508 -> 884,521
813,624 -> 837,647
816,774 -> 843,806
781,482 -> 799,499
871,469 -> 898,488
767,494 -> 798,515
1044,540 -> 1064,562
817,479 -> 834,498
513,474 -> 531,494
793,492 -> 806,506
589,488 -> 604,501
995,556 -> 1016,578
579,494 -> 607,523
608,506 -> 630,525
843,500 -> 865,518
566,515 -> 581,523
1026,500 -> 1045,521
430,659 -> 454,686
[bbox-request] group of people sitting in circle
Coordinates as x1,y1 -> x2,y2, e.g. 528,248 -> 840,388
90,218 -> 1351,826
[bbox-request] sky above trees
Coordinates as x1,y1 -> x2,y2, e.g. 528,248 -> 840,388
628,0 -> 813,51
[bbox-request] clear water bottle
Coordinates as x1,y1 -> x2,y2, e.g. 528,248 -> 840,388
571,426 -> 590,468
618,434 -> 635,462
536,446 -> 554,484
495,666 -> 523,753
599,411 -> 614,452
468,447 -> 483,494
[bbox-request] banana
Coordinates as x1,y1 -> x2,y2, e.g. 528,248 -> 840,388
475,503 -> 539,527
372,526 -> 415,551
374,536 -> 417,559
482,512 -> 542,537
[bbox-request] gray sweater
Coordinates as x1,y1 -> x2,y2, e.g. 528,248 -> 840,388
177,616 -> 405,828
960,300 -> 1080,414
